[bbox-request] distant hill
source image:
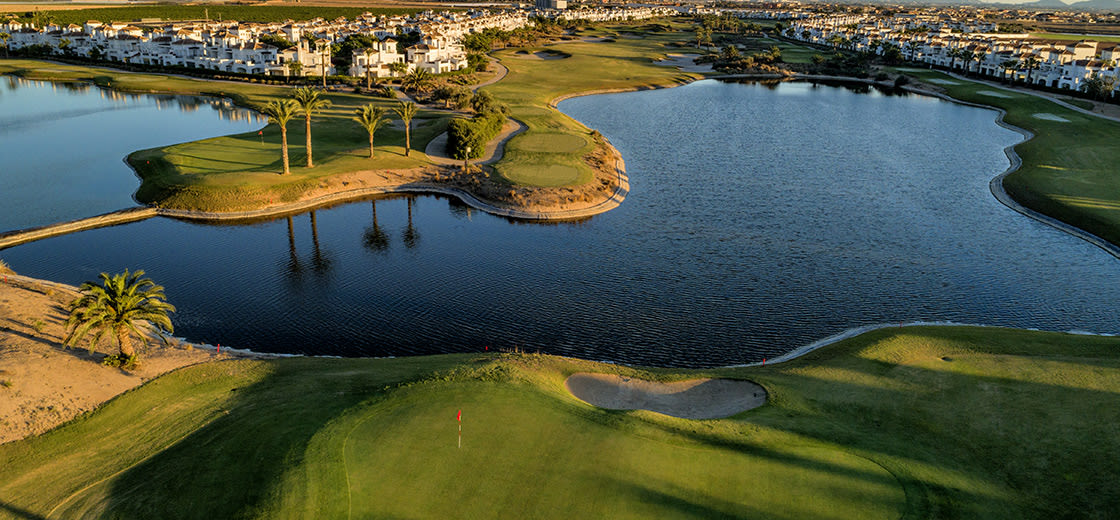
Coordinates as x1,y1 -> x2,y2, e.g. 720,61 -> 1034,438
1067,0 -> 1120,9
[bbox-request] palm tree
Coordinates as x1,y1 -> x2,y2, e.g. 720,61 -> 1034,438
353,104 -> 389,159
362,46 -> 376,90
262,99 -> 299,175
904,40 -> 920,61
0,32 -> 11,58
393,100 -> 418,157
64,269 -> 175,359
1022,55 -> 1041,85
999,59 -> 1020,83
292,87 -> 332,168
947,48 -> 962,71
401,68 -> 432,93
287,60 -> 303,77
317,41 -> 331,88
959,50 -> 975,75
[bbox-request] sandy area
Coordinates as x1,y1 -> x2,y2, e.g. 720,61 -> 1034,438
655,54 -> 714,74
0,274 -> 214,445
926,78 -> 963,85
1033,112 -> 1071,122
565,373 -> 767,420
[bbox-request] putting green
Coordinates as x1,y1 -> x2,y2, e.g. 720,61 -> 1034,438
342,382 -> 906,519
510,133 -> 587,153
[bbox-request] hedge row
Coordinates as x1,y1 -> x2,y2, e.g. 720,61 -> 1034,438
446,113 -> 505,160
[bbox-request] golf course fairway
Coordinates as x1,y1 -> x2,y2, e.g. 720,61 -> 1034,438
2,326 -> 1119,518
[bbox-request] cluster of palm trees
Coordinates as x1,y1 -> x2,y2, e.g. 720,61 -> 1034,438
260,86 -> 420,175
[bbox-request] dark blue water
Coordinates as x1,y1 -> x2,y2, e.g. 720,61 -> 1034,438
0,77 -> 263,232
4,79 -> 1117,368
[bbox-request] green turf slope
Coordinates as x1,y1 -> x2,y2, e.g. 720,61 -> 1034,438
2,326 -> 1120,519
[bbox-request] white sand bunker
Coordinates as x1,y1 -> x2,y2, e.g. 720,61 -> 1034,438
1033,113 -> 1071,122
655,53 -> 713,73
977,90 -> 1012,98
896,67 -> 926,72
926,79 -> 962,85
565,373 -> 766,420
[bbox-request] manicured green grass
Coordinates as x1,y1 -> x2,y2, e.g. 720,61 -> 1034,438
893,68 -> 1120,246
0,60 -> 448,211
485,21 -> 702,187
2,327 -> 1119,518
1029,32 -> 1120,43
15,6 -> 431,26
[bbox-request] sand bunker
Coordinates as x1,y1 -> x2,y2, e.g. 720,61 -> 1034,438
926,79 -> 962,85
514,50 -> 569,60
1033,113 -> 1071,122
655,53 -> 713,73
977,90 -> 1012,98
565,373 -> 766,420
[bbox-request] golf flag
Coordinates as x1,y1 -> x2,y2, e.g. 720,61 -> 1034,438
258,130 -> 263,135
457,410 -> 461,422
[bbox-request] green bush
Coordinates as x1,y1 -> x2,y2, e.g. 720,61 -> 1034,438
102,353 -> 141,370
446,113 -> 505,160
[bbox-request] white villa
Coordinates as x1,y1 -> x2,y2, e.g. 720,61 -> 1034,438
0,8 -> 548,78
784,12 -> 1120,94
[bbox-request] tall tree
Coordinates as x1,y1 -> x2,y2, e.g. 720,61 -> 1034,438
64,269 -> 175,360
1,32 -> 12,58
999,59 -> 1020,83
393,100 -> 418,157
262,99 -> 299,175
363,46 -> 376,90
353,104 -> 389,159
287,60 -> 303,77
292,87 -> 332,168
1022,55 -> 1041,85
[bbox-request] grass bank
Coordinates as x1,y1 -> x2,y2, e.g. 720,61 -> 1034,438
895,68 -> 1120,247
483,21 -> 704,187
1,326 -> 1118,518
0,60 -> 448,212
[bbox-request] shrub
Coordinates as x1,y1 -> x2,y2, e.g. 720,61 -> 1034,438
447,113 -> 505,160
894,75 -> 911,88
103,353 -> 141,370
875,72 -> 889,81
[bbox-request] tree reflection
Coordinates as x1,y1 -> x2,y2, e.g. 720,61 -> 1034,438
363,199 -> 390,252
285,215 -> 302,278
309,211 -> 333,274
402,196 -> 420,249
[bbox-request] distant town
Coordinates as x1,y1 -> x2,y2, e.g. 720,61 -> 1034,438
0,5 -> 671,78
1,1 -> 1117,94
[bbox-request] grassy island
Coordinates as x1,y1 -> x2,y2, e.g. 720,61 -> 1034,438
1,326 -> 1119,518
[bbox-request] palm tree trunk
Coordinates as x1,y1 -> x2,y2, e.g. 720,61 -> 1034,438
366,69 -> 371,90
305,114 -> 314,168
116,328 -> 135,357
404,123 -> 411,157
369,132 -> 375,158
280,127 -> 290,175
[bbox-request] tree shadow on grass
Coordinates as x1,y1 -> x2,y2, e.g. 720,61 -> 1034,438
48,356 -> 467,519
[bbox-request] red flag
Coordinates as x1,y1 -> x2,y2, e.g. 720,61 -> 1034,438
457,410 -> 461,422
258,130 -> 263,135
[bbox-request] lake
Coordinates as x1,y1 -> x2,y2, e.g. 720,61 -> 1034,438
0,76 -> 263,232
4,79 -> 1117,368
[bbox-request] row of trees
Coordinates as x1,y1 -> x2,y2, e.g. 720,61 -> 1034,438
260,86 -> 420,175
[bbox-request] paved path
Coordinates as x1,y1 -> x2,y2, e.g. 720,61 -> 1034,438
470,57 -> 508,92
424,118 -> 527,166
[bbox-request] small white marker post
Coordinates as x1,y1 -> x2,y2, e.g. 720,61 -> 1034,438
457,409 -> 462,449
